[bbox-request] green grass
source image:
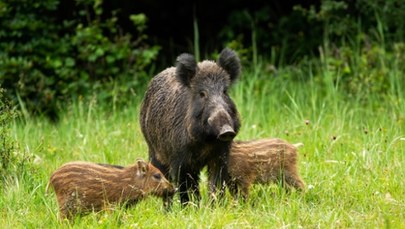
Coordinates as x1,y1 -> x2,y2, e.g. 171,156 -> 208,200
1,65 -> 405,228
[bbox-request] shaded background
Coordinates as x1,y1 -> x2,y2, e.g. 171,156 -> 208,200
107,0 -> 316,60
1,0 -> 404,119
57,0 -> 318,64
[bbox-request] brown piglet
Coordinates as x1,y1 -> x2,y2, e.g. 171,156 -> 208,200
224,138 -> 305,200
46,159 -> 175,220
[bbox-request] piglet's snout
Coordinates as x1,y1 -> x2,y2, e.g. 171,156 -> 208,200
162,180 -> 176,195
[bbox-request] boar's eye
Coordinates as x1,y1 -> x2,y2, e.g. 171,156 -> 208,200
199,91 -> 207,98
153,173 -> 162,180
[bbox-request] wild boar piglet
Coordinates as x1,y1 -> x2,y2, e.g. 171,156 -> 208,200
225,138 -> 305,200
47,159 -> 175,220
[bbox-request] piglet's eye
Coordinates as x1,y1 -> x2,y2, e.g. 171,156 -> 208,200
153,173 -> 162,180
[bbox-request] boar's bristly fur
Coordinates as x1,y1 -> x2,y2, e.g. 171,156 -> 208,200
224,138 -> 305,200
47,160 -> 175,220
140,48 -> 241,205
175,53 -> 197,86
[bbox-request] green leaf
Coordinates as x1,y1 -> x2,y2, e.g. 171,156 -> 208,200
52,59 -> 62,68
65,57 -> 75,67
130,13 -> 146,26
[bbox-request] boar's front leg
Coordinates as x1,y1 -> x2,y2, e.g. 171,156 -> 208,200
150,157 -> 173,209
178,168 -> 201,205
207,159 -> 229,202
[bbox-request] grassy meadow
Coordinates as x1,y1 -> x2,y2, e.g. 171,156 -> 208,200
1,61 -> 405,228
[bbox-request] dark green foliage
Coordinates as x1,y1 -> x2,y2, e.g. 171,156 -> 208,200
317,41 -> 405,98
1,0 -> 405,119
0,0 -> 159,119
0,0 -> 65,119
356,0 -> 405,41
218,0 -> 405,66
295,0 -> 405,98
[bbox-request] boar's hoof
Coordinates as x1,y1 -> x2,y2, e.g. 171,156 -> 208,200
218,125 -> 236,142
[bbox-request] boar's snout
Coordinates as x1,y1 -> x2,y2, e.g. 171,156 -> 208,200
218,124 -> 236,142
207,107 -> 236,142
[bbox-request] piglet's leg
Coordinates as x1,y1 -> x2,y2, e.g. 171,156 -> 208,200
285,172 -> 305,191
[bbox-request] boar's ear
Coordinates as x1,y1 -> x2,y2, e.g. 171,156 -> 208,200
218,48 -> 241,83
136,159 -> 149,176
176,53 -> 197,87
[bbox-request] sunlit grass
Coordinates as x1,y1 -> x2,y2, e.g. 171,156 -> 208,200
2,65 -> 405,228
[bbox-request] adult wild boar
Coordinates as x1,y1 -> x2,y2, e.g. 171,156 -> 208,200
140,48 -> 241,204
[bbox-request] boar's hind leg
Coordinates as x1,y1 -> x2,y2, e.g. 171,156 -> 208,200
178,169 -> 200,205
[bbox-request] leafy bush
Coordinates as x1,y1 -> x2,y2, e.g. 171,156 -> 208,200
1,88 -> 16,174
0,0 -> 159,120
292,0 -> 405,98
0,88 -> 32,185
317,41 -> 405,98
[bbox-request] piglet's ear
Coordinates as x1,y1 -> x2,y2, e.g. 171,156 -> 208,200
176,53 -> 197,87
136,159 -> 148,177
218,48 -> 241,83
